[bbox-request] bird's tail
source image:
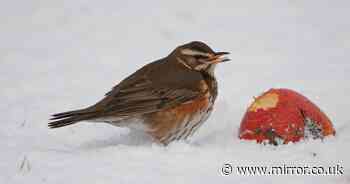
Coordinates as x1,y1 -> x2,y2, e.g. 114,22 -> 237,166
49,109 -> 97,128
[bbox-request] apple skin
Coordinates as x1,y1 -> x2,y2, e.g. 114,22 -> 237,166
239,88 -> 335,145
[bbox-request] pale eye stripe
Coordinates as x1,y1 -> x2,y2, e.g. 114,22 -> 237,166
181,49 -> 211,57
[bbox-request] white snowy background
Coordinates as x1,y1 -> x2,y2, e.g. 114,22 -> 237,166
1,0 -> 350,183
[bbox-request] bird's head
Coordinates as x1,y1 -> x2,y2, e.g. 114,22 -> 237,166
172,41 -> 230,75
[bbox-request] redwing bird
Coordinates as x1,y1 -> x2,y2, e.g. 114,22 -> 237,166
49,41 -> 230,145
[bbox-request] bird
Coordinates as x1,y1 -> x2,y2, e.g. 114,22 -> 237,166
49,41 -> 230,145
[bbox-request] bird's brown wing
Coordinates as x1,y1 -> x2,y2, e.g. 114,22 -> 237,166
49,59 -> 205,128
91,60 -> 205,118
100,84 -> 200,117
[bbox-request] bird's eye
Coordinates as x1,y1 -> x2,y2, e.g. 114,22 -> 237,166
194,55 -> 208,60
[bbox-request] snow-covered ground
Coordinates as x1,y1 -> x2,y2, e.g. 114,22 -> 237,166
1,0 -> 350,183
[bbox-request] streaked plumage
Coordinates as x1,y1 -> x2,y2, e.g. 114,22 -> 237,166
49,41 -> 229,145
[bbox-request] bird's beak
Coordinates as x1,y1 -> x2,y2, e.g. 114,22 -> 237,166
207,52 -> 230,64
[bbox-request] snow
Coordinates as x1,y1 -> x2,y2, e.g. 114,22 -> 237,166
1,0 -> 350,183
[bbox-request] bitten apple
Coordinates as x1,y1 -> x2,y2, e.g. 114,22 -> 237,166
239,88 -> 335,145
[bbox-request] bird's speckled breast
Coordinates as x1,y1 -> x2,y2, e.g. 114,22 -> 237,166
145,77 -> 217,145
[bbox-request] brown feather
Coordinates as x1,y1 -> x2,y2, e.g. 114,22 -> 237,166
49,54 -> 206,128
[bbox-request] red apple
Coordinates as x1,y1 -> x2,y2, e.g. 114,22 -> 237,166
239,88 -> 335,145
